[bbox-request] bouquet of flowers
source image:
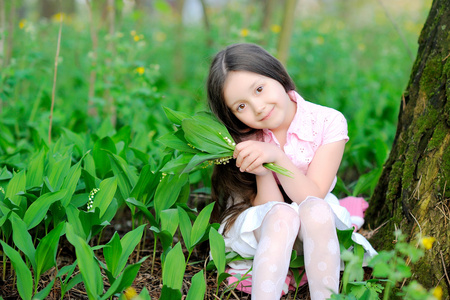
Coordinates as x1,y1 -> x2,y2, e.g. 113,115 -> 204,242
159,107 -> 293,178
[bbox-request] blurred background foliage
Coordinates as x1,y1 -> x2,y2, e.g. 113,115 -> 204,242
0,0 -> 432,198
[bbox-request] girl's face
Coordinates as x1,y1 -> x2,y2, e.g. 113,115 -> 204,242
223,71 -> 296,134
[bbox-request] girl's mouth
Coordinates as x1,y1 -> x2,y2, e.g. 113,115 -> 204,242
260,107 -> 274,121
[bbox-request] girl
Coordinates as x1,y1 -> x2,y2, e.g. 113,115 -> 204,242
207,43 -> 376,300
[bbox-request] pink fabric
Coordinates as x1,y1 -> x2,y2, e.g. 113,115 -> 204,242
263,91 -> 349,191
226,267 -> 308,296
339,196 -> 369,230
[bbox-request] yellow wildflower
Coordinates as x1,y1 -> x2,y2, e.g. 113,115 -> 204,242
51,12 -> 65,23
124,287 -> 138,300
130,30 -> 137,36
19,19 -> 26,29
421,237 -> 436,250
240,28 -> 249,37
135,67 -> 145,75
133,35 -> 140,42
270,24 -> 281,34
432,286 -> 442,300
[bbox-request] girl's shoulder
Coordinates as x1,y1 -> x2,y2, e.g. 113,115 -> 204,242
298,97 -> 346,124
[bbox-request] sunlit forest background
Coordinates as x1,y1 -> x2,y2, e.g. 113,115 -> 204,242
0,0 -> 441,299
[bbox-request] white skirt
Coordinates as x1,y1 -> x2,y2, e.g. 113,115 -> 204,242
218,194 -> 378,270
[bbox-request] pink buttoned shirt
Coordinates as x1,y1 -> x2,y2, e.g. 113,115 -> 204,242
263,91 -> 349,192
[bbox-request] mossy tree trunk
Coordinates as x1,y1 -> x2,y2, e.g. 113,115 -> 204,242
365,0 -> 450,295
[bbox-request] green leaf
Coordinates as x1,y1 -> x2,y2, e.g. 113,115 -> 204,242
190,202 -> 214,247
60,160 -> 82,207
158,131 -> 200,154
130,164 -> 159,205
65,223 -> 103,298
161,209 -> 179,237
116,224 -> 146,278
26,149 -> 45,189
10,213 -> 36,273
163,106 -> 190,125
177,206 -> 192,250
126,198 -> 158,227
5,170 -> 27,209
23,189 -> 67,229
93,137 -> 116,178
46,155 -> 71,191
154,173 -> 188,222
93,177 -> 117,218
160,153 -> 196,174
182,152 -> 232,174
209,227 -> 226,274
160,286 -> 182,300
162,243 -> 186,290
103,232 -> 122,278
35,222 -> 64,281
107,151 -> 138,201
0,240 -> 33,300
182,118 -> 234,153
32,278 -> 55,300
186,270 -> 206,300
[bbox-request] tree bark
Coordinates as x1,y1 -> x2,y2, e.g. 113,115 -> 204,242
366,0 -> 450,295
276,0 -> 297,65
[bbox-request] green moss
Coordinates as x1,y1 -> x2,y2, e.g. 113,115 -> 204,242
428,123 -> 447,150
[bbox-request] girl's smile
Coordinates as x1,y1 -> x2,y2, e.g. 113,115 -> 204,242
223,71 -> 296,134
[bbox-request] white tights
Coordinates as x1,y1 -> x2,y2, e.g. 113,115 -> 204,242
252,198 -> 340,300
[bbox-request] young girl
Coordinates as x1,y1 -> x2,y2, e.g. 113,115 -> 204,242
207,43 -> 376,300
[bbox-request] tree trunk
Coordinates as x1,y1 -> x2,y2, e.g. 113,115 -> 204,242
366,0 -> 450,295
276,0 -> 297,65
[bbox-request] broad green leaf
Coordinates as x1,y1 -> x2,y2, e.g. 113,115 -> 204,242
32,278 -> 55,300
130,164 -> 159,206
35,222 -> 65,280
101,256 -> 148,300
150,227 -> 174,252
129,146 -> 151,165
177,206 -> 192,250
23,189 -> 67,229
209,227 -> 226,275
154,173 -> 188,222
0,166 -> 12,180
103,232 -> 122,278
0,240 -> 33,300
162,243 -> 185,290
160,285 -> 182,300
158,131 -> 200,154
5,170 -> 26,208
61,128 -> 86,157
107,151 -> 137,201
182,152 -> 231,174
116,224 -> 146,278
186,270 -> 206,300
65,223 -> 103,298
126,198 -> 157,227
190,202 -> 214,247
26,148 -> 45,189
163,106 -> 190,125
92,177 -> 117,218
182,118 -> 234,153
83,152 -> 96,178
10,213 -> 36,272
161,209 -> 179,237
46,155 -> 71,191
93,137 -> 116,178
160,153 -> 196,174
65,204 -> 87,240
60,160 -> 82,207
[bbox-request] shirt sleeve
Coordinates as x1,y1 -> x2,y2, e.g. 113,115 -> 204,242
322,109 -> 349,145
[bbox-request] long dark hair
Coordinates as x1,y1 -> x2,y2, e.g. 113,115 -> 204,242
207,43 -> 296,233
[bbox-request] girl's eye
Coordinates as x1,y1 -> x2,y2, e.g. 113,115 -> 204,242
256,86 -> 263,94
237,103 -> 246,111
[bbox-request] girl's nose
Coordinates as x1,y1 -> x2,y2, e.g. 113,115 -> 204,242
255,103 -> 266,115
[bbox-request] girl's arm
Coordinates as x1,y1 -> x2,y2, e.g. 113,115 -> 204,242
252,172 -> 284,206
234,140 -> 346,204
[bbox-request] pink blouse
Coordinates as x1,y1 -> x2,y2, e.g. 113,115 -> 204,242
263,91 -> 349,191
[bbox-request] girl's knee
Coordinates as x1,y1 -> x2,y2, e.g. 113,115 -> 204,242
298,197 -> 334,226
265,204 -> 300,231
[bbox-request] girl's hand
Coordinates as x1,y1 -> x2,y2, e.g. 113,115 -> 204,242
233,140 -> 282,175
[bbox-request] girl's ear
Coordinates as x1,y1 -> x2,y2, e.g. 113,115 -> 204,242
287,90 -> 297,102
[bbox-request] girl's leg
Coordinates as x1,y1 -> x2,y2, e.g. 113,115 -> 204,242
298,197 -> 340,300
252,204 -> 300,300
